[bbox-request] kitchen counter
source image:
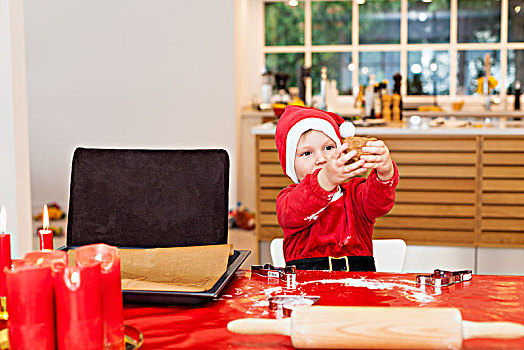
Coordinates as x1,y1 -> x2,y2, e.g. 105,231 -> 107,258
244,107 -> 524,119
402,110 -> 524,118
252,121 -> 524,136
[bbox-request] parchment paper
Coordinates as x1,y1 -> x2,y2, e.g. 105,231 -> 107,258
68,244 -> 232,292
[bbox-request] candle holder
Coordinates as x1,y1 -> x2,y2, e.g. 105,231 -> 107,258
124,324 -> 144,349
0,328 -> 7,349
0,297 -> 6,321
0,324 -> 142,349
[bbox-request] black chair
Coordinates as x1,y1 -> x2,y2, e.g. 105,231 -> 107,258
66,147 -> 230,249
64,147 -> 251,305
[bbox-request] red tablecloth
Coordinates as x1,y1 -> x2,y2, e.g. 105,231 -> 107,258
124,270 -> 524,349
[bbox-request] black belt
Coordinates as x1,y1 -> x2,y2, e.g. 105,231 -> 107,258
286,256 -> 376,272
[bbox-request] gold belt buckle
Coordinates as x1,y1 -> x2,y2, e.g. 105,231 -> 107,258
328,256 -> 349,272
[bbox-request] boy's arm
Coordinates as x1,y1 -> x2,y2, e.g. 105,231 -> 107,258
350,161 -> 399,223
276,168 -> 337,230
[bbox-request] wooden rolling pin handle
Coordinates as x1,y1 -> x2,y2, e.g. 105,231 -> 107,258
227,318 -> 291,336
462,320 -> 524,340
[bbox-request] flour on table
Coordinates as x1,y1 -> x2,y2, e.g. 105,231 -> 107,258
252,299 -> 270,307
263,286 -> 283,296
302,277 -> 436,304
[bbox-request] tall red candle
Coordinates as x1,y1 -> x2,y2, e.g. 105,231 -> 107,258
75,243 -> 124,349
38,205 -> 54,250
6,260 -> 55,350
55,263 -> 103,350
0,206 -> 12,297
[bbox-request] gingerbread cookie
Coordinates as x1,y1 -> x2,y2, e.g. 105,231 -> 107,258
343,136 -> 377,163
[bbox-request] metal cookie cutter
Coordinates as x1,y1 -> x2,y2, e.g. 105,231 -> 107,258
251,264 -> 297,286
416,269 -> 472,287
268,295 -> 320,317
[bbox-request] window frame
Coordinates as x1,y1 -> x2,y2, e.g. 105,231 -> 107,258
261,0 -> 524,100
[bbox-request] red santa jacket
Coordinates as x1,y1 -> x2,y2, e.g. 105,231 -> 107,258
276,162 -> 399,262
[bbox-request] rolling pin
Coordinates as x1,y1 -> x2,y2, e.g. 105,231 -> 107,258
227,306 -> 524,349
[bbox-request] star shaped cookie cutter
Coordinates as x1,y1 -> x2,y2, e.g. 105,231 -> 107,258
268,295 -> 320,317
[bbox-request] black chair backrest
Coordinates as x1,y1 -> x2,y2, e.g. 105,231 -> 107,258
67,148 -> 229,248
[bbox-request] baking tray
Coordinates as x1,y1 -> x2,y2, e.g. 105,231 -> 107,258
58,246 -> 250,305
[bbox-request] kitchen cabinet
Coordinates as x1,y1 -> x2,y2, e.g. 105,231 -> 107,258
254,130 -> 524,249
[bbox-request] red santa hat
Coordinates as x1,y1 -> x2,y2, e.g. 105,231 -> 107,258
275,105 -> 356,183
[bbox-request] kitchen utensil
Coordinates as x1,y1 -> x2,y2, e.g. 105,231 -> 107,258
417,269 -> 472,287
228,306 -> 524,349
268,295 -> 320,317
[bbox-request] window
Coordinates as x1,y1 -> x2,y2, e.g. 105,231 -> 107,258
312,1 -> 351,45
265,2 -> 304,46
457,50 -> 501,95
359,0 -> 401,45
262,0 -> 524,98
407,50 -> 450,95
407,0 -> 450,44
265,53 -> 304,88
359,51 -> 400,86
312,52 -> 352,95
508,0 -> 524,42
507,49 -> 524,93
457,0 -> 500,43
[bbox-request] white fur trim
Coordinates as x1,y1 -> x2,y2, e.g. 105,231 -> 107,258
339,121 -> 356,138
331,186 -> 343,202
286,118 -> 341,183
304,187 -> 343,221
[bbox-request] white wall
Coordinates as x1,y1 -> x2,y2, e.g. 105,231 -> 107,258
478,247 -> 524,275
235,0 -> 263,107
0,0 -> 33,258
24,0 -> 237,214
0,1 -> 18,251
403,246 -> 476,274
234,0 -> 264,212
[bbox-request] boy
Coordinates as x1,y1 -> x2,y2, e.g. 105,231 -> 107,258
275,105 -> 398,271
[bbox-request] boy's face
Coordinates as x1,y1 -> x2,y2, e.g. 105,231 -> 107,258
294,130 -> 337,182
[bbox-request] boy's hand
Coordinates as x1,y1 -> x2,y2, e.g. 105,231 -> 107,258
317,143 -> 368,192
360,140 -> 394,181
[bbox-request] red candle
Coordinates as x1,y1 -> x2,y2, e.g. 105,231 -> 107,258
38,205 -> 54,250
55,262 -> 103,350
75,243 -> 124,349
6,260 -> 55,350
23,250 -> 68,272
0,206 -> 12,297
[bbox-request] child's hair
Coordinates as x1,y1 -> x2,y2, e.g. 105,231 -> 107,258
300,129 -> 314,138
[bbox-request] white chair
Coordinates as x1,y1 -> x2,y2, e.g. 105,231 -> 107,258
373,239 -> 407,273
270,238 -> 285,267
270,238 -> 407,272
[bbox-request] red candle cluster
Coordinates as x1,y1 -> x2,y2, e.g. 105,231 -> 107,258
5,244 -> 125,350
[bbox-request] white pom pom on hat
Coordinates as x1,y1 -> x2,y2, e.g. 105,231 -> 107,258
339,121 -> 356,138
